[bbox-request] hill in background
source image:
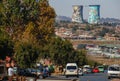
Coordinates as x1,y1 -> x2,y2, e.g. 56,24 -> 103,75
56,16 -> 120,24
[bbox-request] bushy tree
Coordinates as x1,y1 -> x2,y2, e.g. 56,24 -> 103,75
0,0 -> 88,68
0,29 -> 14,60
14,42 -> 40,68
41,37 -> 87,66
47,37 -> 74,65
37,0 -> 56,42
74,50 -> 87,66
0,0 -> 39,41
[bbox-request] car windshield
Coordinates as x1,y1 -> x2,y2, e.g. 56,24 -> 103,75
67,66 -> 77,70
98,67 -> 103,68
84,67 -> 91,69
109,66 -> 120,71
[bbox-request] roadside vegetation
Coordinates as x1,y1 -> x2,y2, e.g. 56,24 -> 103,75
0,0 -> 93,68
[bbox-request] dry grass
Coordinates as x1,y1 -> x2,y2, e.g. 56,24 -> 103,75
87,55 -> 120,65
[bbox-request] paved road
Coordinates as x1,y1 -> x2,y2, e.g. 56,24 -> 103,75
28,72 -> 120,81
79,73 -> 109,81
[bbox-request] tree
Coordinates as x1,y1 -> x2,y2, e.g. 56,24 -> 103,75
20,0 -> 39,24
0,29 -> 14,60
99,27 -> 109,36
0,0 -> 89,68
47,37 -> 74,65
36,0 -> 56,42
40,37 -> 87,66
74,50 -> 87,66
14,41 -> 40,68
1,0 -> 21,29
0,0 -> 39,41
13,0 -> 56,67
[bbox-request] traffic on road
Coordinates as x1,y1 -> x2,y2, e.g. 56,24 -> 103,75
16,63 -> 120,81
1,61 -> 120,81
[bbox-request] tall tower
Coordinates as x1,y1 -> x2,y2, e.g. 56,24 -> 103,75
88,5 -> 100,24
72,5 -> 83,23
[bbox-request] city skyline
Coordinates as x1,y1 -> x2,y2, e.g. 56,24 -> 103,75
49,0 -> 120,19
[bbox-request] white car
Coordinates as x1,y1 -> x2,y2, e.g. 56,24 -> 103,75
78,68 -> 83,76
65,63 -> 79,78
83,65 -> 92,73
107,64 -> 120,79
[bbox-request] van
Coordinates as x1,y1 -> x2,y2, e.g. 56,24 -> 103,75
65,63 -> 79,78
107,64 -> 120,79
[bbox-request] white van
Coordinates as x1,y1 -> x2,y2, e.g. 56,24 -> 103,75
65,63 -> 79,78
107,64 -> 120,79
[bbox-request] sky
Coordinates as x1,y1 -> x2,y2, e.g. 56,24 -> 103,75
49,0 -> 120,19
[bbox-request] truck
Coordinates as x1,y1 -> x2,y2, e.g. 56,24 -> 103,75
0,61 -> 7,80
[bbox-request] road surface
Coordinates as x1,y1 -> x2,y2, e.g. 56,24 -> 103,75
27,72 -> 120,81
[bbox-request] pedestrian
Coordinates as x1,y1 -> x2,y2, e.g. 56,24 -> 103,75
8,65 -> 14,81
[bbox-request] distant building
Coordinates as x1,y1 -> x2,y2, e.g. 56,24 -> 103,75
115,25 -> 120,34
72,5 -> 84,23
88,5 -> 100,24
104,33 -> 119,41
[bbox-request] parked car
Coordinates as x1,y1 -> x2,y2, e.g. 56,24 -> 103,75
18,68 -> 35,77
107,64 -> 120,79
92,67 -> 99,73
97,65 -> 104,73
78,68 -> 83,76
38,67 -> 50,79
83,65 -> 92,73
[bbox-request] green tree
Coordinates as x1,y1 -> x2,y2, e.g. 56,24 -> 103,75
40,37 -> 87,66
47,37 -> 74,65
1,0 -> 21,28
37,0 -> 56,42
0,0 -> 39,41
0,29 -> 14,60
74,50 -> 87,66
14,22 -> 40,68
99,27 -> 109,36
0,0 -> 89,68
14,42 -> 40,68
21,0 -> 39,24
13,0 -> 56,67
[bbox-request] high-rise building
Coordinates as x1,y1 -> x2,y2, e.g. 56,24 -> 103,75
88,5 -> 100,24
72,5 -> 83,23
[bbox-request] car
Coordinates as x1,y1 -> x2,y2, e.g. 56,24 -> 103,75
78,68 -> 83,76
97,65 -> 104,73
18,68 -> 35,77
107,64 -> 120,79
92,67 -> 99,73
83,65 -> 92,73
65,63 -> 79,78
37,66 -> 50,79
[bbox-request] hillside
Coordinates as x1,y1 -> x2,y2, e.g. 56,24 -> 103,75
55,16 -> 72,22
55,16 -> 120,24
87,55 -> 120,65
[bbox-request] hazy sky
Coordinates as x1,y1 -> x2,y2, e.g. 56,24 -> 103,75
49,0 -> 120,19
